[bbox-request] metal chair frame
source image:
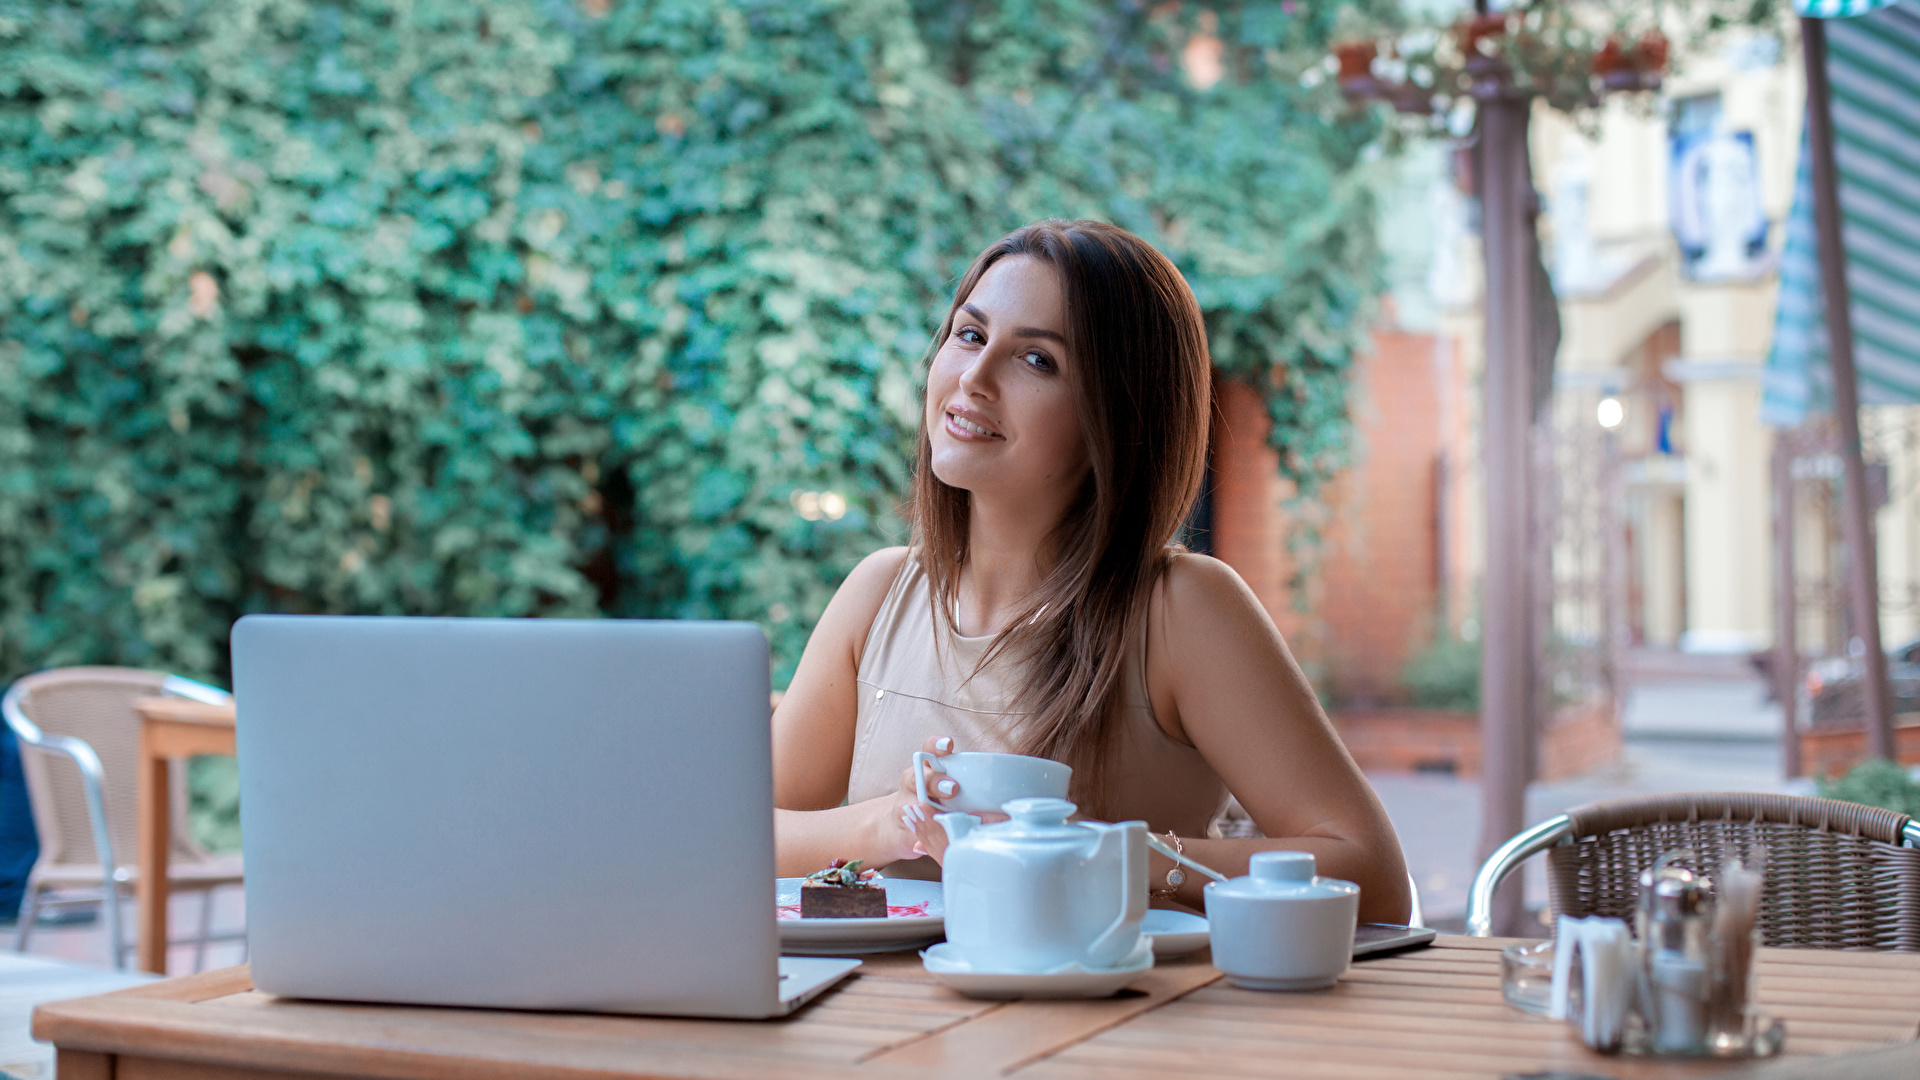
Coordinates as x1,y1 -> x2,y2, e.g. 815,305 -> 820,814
3,672 -> 232,969
1467,802 -> 1920,937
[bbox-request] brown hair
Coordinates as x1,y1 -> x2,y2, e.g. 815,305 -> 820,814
910,220 -> 1212,815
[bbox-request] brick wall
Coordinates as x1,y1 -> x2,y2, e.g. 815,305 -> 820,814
1209,375 -> 1310,643
1208,332 -> 1455,702
1316,330 -> 1450,704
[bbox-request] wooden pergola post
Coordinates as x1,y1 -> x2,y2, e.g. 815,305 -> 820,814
1800,16 -> 1895,760
1772,434 -> 1803,777
1476,92 -> 1537,938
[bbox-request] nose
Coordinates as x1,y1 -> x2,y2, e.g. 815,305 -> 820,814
956,344 -> 1001,401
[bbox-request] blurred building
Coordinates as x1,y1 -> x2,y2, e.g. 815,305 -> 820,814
1530,34 -> 1805,658
1209,26 -> 1920,713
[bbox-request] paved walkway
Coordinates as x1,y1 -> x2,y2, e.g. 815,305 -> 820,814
1375,672 -> 1806,929
0,952 -> 154,1079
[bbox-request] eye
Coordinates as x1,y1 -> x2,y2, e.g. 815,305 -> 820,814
955,326 -> 985,346
1019,348 -> 1056,374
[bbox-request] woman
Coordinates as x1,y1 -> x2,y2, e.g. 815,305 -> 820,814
772,220 -> 1410,923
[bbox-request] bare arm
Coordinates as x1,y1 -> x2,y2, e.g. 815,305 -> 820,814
1145,555 -> 1412,923
770,547 -> 936,875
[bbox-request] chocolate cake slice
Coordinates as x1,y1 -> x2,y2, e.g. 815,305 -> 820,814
800,881 -> 887,918
800,858 -> 888,919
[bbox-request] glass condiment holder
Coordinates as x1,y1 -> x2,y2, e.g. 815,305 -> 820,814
1499,939 -> 1555,1016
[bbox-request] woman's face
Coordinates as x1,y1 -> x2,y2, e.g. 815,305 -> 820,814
925,256 -> 1089,509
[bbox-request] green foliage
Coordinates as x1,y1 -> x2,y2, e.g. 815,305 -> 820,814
1403,632 -> 1480,711
2,0 -> 1386,687
188,755 -> 243,853
2,0 -> 1387,851
2,0 -> 1386,845
1817,759 -> 1920,820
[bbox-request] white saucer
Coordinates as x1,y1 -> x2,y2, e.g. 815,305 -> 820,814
776,878 -> 944,956
920,940 -> 1155,999
1141,909 -> 1209,957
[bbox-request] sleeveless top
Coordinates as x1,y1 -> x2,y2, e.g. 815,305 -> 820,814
847,555 -> 1230,878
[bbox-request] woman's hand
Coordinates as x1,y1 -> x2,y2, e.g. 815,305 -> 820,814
885,735 -> 957,862
891,735 -> 1013,865
900,734 -> 960,804
775,732 -> 977,875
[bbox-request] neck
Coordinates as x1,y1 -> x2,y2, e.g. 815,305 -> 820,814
953,490 -> 1068,638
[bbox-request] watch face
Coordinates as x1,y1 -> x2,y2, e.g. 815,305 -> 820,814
1167,868 -> 1187,888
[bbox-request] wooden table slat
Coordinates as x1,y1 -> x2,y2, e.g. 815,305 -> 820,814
33,937 -> 1920,1080
864,959 -> 1220,1074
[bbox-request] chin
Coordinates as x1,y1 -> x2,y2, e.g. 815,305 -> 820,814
929,446 -> 1009,494
926,458 -> 980,494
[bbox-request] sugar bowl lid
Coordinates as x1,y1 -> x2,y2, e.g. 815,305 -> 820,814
1208,851 -> 1360,900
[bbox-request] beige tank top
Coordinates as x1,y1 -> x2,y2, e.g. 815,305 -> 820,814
847,555 -> 1229,876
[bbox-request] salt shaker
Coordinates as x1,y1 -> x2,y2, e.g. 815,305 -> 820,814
1639,852 -> 1714,1055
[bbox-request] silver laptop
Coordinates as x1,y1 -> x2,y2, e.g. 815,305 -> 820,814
231,615 -> 858,1018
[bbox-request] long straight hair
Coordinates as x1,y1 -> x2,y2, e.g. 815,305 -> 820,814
910,220 -> 1212,815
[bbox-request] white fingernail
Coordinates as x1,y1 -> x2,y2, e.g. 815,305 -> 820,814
936,780 -> 957,797
935,737 -> 953,752
906,804 -> 922,823
912,842 -> 928,855
901,814 -> 914,831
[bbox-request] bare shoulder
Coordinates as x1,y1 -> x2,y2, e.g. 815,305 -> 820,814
1154,552 -> 1269,630
1147,553 -> 1281,685
818,545 -> 911,659
838,546 -> 912,610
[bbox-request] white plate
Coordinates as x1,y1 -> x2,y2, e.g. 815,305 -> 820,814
776,877 -> 944,956
920,940 -> 1154,999
1142,909 -> 1209,957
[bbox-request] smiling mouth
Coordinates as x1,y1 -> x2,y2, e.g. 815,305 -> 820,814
946,411 -> 1003,439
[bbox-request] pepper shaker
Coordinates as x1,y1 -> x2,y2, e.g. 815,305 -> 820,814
1639,851 -> 1714,1055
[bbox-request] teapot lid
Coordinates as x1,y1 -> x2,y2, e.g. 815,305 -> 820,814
1209,851 -> 1360,900
975,797 -> 1088,841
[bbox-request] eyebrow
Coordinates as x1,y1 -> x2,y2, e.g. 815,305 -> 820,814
961,303 -> 1067,346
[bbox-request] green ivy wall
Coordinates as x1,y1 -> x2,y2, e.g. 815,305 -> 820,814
1,0 -> 1388,696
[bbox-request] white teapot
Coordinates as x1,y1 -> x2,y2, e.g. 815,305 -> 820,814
935,797 -> 1148,973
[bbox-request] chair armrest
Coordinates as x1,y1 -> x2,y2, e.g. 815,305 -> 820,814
1466,813 -> 1571,937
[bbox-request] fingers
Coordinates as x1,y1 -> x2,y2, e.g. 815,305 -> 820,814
898,767 -> 958,799
920,735 -> 956,755
898,800 -> 949,864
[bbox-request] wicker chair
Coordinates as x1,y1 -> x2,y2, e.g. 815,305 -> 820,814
3,667 -> 245,970
1467,792 -> 1920,950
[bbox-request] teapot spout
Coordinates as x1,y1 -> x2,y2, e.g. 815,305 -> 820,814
936,812 -> 980,844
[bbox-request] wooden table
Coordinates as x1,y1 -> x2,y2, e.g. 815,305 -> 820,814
32,937 -> 1920,1079
131,696 -> 238,976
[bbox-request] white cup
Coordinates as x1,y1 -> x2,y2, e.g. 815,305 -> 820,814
912,751 -> 1071,815
1205,851 -> 1359,991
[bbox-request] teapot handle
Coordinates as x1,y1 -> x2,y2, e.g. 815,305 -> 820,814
1087,821 -> 1148,964
912,751 -> 946,806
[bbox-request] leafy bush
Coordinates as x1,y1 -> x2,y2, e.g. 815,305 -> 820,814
2,3 -> 1390,848
1817,758 -> 1920,820
1403,633 -> 1480,711
1,1 -> 1387,689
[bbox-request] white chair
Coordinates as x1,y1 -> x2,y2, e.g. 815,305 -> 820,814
4,667 -> 244,970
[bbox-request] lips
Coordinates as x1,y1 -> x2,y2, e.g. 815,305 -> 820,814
944,407 -> 1005,441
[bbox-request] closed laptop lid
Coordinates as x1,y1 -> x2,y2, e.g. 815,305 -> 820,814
232,615 -> 778,1016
